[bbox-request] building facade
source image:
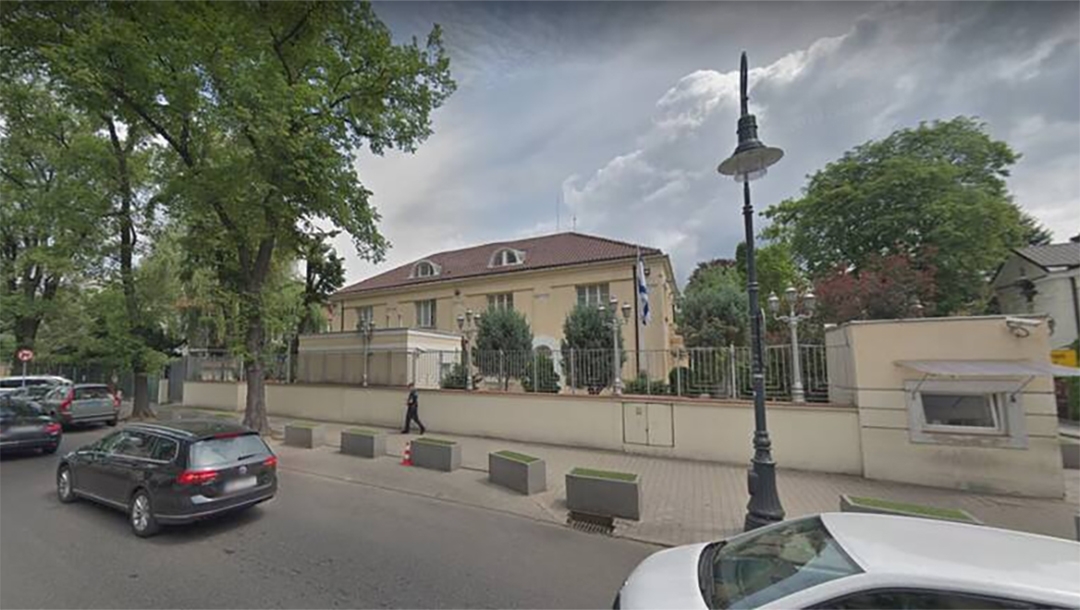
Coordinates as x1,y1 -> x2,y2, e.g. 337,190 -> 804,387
990,239 -> 1080,349
327,232 -> 680,358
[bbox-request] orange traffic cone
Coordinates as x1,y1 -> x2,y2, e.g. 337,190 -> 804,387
401,441 -> 413,466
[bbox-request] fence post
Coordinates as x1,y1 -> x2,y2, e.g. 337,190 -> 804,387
728,344 -> 737,399
569,348 -> 576,395
499,350 -> 505,391
438,351 -> 444,387
676,358 -> 683,397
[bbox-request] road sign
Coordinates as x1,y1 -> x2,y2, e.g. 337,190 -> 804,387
16,349 -> 33,362
1051,348 -> 1078,368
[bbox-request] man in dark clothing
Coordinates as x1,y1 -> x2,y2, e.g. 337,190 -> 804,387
402,382 -> 426,434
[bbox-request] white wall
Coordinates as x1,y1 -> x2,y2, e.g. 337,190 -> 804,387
183,381 -> 863,474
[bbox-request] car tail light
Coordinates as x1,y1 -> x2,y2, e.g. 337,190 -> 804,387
44,422 -> 61,435
263,455 -> 278,468
177,469 -> 219,485
59,389 -> 74,413
213,432 -> 243,439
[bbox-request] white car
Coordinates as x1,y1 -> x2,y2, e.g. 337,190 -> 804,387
615,513 -> 1080,609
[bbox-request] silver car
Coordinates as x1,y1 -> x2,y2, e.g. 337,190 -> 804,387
42,383 -> 120,427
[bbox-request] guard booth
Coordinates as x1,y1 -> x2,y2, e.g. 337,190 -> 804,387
827,315 -> 1080,498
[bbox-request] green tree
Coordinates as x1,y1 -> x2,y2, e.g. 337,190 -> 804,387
4,2 -> 455,431
289,234 -> 345,379
0,78 -> 109,364
560,304 -> 623,392
475,307 -> 533,390
676,264 -> 749,347
763,117 -> 1049,315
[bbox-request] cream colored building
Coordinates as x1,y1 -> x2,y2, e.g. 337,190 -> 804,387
327,232 -> 680,360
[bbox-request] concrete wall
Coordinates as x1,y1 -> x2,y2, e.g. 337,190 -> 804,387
827,316 -> 1064,498
183,381 -> 246,412
182,381 -> 862,474
296,329 -> 463,388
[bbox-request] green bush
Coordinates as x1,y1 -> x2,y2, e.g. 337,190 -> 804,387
624,374 -> 669,396
440,363 -> 468,390
522,352 -> 560,393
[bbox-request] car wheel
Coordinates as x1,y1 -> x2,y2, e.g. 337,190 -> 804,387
106,418 -> 118,427
57,466 -> 76,504
130,490 -> 160,537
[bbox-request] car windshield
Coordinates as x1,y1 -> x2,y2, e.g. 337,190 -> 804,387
189,434 -> 271,469
703,516 -> 862,609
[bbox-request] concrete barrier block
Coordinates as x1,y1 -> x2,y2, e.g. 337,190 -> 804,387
341,428 -> 385,458
284,422 -> 323,449
566,468 -> 640,520
411,438 -> 461,472
839,494 -> 981,524
489,451 -> 546,495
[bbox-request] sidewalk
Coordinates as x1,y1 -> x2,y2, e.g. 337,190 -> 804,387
162,406 -> 1080,547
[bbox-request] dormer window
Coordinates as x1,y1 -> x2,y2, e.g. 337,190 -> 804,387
490,248 -> 525,268
412,260 -> 440,278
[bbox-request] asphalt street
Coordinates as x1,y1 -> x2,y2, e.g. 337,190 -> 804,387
1,425 -> 655,609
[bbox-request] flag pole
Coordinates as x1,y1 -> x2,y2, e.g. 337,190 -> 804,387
633,248 -> 642,374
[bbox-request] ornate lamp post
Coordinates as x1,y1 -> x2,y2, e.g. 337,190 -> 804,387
358,319 -> 376,387
717,52 -> 786,531
456,309 -> 482,390
599,296 -> 632,395
768,286 -> 816,403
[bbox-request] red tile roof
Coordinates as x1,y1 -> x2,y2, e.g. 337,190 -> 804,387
335,232 -> 661,296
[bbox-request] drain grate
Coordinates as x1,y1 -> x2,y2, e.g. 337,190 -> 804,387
567,511 -> 615,535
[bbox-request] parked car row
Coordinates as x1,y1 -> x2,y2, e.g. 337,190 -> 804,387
0,393 -> 62,455
0,375 -> 120,426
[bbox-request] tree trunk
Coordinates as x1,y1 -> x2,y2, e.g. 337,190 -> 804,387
107,117 -> 153,420
242,313 -> 269,433
239,236 -> 275,434
11,316 -> 41,367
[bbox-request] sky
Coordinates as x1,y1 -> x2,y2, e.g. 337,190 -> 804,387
333,1 -> 1080,288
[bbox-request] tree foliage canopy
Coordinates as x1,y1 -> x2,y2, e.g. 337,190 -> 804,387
763,117 -> 1049,315
676,262 -> 748,347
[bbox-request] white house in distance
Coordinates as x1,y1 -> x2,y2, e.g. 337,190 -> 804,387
991,237 -> 1080,349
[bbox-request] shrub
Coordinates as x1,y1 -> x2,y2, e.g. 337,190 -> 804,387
624,374 -> 669,396
522,352 -> 560,393
440,363 -> 468,390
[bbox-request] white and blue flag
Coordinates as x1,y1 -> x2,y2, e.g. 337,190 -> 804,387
637,251 -> 650,326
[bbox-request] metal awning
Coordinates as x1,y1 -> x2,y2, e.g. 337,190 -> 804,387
896,359 -> 1080,378
896,359 -> 1080,398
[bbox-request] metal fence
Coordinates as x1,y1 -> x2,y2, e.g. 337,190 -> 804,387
180,344 -> 831,402
11,361 -> 164,404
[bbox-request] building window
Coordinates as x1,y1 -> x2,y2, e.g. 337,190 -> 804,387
490,248 -> 524,267
415,300 -> 436,328
576,283 -> 610,307
918,392 -> 1004,434
413,260 -> 439,278
356,306 -> 374,328
487,293 -> 514,311
904,379 -> 1026,448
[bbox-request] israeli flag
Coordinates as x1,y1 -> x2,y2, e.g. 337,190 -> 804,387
637,252 -> 650,326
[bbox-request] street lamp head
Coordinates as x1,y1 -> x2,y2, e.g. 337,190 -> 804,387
784,285 -> 797,304
609,295 -> 619,308
474,312 -> 483,325
597,304 -> 606,314
803,291 -> 817,314
768,292 -> 780,314
717,52 -> 783,182
621,301 -> 632,321
465,309 -> 473,324
456,313 -> 465,330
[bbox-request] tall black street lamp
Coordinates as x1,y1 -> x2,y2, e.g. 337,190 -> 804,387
717,52 -> 786,531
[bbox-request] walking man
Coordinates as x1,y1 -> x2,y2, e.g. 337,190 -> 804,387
402,382 -> 426,434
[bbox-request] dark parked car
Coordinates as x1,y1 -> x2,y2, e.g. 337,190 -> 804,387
56,420 -> 277,537
42,383 -> 120,427
0,394 -> 62,455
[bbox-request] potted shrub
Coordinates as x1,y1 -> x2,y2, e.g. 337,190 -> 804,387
566,467 -> 640,520
284,422 -> 323,449
411,438 -> 461,472
489,450 -> 546,494
340,428 -> 385,458
839,494 -> 981,524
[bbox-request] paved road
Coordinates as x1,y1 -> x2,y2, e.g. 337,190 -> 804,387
1,426 -> 654,608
